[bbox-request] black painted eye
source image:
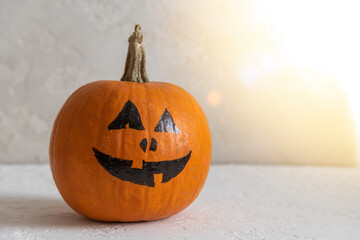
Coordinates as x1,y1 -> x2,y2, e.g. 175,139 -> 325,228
108,100 -> 145,130
154,109 -> 181,133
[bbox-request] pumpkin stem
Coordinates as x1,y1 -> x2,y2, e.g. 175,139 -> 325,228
121,25 -> 149,83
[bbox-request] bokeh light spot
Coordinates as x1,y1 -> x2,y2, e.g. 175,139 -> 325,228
260,55 -> 277,72
207,91 -> 222,106
239,65 -> 261,87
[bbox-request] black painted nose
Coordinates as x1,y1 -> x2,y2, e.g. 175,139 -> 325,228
149,138 -> 157,151
140,138 -> 147,152
140,138 -> 157,152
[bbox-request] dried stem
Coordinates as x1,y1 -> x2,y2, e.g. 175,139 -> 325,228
121,25 -> 149,83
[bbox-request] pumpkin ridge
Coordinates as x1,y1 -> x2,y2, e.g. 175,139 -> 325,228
51,83 -> 96,213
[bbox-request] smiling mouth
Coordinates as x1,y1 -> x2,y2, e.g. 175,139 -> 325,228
92,148 -> 191,187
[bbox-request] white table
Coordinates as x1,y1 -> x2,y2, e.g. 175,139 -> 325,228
0,164 -> 359,240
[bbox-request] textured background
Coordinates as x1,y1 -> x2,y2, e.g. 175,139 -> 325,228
0,0 -> 358,164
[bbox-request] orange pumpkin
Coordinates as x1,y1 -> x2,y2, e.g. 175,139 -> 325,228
49,25 -> 211,222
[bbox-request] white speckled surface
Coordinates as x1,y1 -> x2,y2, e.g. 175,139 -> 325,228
0,164 -> 359,239
0,0 -> 358,165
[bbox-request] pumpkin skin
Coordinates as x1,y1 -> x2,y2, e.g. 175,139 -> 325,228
49,80 -> 211,222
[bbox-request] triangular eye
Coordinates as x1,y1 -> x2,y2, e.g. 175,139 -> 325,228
154,109 -> 181,134
108,100 -> 145,130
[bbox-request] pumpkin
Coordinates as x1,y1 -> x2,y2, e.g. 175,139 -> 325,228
49,25 -> 211,222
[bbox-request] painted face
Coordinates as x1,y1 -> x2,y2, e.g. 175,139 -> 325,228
92,100 -> 191,187
50,81 -> 211,222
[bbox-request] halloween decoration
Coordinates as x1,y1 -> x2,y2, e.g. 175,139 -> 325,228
49,25 -> 212,222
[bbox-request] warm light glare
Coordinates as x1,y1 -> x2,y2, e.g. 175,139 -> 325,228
253,0 -> 360,160
204,0 -> 360,164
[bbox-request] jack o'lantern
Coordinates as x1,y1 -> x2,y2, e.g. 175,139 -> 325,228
49,25 -> 211,222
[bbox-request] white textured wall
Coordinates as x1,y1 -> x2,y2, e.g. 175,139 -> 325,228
0,0 -> 357,164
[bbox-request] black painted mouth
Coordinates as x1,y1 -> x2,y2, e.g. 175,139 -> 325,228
93,148 -> 191,187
